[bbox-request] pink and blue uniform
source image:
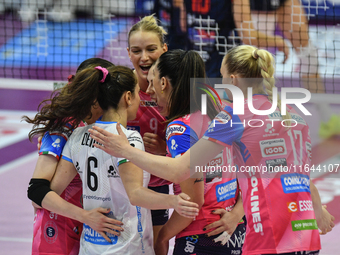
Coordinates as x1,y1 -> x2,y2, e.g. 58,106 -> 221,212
127,90 -> 170,225
127,90 -> 170,187
203,94 -> 321,255
166,111 -> 244,255
32,122 -> 85,255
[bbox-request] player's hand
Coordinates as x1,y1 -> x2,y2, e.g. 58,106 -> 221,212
316,205 -> 335,235
143,132 -> 166,155
173,193 -> 199,219
276,37 -> 290,64
37,135 -> 42,151
83,208 -> 124,243
204,208 -> 239,238
89,123 -> 130,158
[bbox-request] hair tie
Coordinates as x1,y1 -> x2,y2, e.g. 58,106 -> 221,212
252,49 -> 259,60
94,66 -> 109,83
67,74 -> 75,83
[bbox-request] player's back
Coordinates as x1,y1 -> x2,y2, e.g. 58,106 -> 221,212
62,121 -> 154,255
233,95 -> 320,254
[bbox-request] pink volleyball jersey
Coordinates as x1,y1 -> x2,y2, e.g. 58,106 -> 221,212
127,90 -> 170,187
33,122 -> 85,255
166,111 -> 239,239
203,94 -> 321,254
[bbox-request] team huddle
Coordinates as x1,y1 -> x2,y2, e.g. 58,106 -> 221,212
24,13 -> 334,255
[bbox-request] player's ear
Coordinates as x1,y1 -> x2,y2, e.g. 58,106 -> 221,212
124,91 -> 132,108
162,43 -> 168,52
161,76 -> 170,92
127,47 -> 131,60
230,74 -> 235,85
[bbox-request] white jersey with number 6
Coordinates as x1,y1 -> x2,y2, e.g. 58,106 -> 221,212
62,121 -> 153,255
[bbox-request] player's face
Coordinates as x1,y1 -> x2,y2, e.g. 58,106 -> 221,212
128,31 -> 167,87
127,83 -> 141,121
146,64 -> 169,117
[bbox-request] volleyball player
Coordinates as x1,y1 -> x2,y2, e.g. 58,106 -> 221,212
126,14 -> 172,244
24,58 -> 122,255
155,0 -> 289,78
145,49 -> 245,255
250,0 -> 325,93
28,65 -> 199,254
89,45 -> 335,254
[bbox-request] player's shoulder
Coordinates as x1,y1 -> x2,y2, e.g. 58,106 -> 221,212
166,116 -> 192,141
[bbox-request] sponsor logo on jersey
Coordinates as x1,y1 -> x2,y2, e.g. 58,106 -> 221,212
248,171 -> 263,234
136,206 -> 143,233
265,158 -> 287,172
287,201 -> 298,212
140,100 -> 158,107
83,223 -> 118,245
207,151 -> 224,167
228,226 -> 246,249
75,161 -> 82,173
52,138 -> 61,148
208,156 -> 223,166
287,200 -> 313,213
166,124 -> 186,140
263,123 -> 279,137
206,170 -> 222,183
108,165 -> 120,178
214,110 -> 232,124
259,138 -> 287,157
44,221 -> 58,244
281,173 -> 310,194
290,113 -> 307,126
215,179 -> 237,202
128,136 -> 143,143
268,111 -> 283,120
184,235 -> 199,253
170,138 -> 179,151
291,219 -> 318,231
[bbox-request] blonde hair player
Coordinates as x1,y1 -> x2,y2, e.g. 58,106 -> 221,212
89,45 -> 335,255
126,14 -> 172,245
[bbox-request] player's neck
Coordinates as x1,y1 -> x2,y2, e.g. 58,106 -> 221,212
100,109 -> 127,128
138,79 -> 149,92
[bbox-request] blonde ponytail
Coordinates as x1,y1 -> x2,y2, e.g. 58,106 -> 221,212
224,45 -> 291,125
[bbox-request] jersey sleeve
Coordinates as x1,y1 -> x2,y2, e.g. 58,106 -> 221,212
39,125 -> 72,160
118,131 -> 145,165
203,105 -> 244,146
166,120 -> 199,158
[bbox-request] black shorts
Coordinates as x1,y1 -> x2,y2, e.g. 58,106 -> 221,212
173,222 -> 246,255
259,251 -> 319,255
148,185 -> 169,226
250,0 -> 287,11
